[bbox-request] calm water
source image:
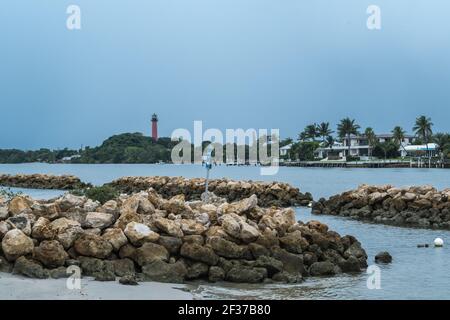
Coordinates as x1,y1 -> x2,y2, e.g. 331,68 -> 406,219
1,163 -> 450,299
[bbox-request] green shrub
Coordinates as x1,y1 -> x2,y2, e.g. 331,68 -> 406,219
71,185 -> 119,204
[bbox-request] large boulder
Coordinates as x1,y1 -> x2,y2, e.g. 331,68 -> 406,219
279,230 -> 309,254
186,262 -> 209,280
33,240 -> 68,268
375,251 -> 392,264
158,236 -> 183,254
132,242 -> 169,266
141,259 -> 187,283
31,217 -> 57,240
180,243 -> 219,265
218,194 -> 258,215
2,229 -> 34,261
84,212 -> 115,229
102,228 -> 128,251
206,236 -> 244,259
226,266 -> 267,283
57,193 -> 86,211
13,256 -> 49,279
179,219 -> 206,235
8,196 -> 32,215
309,261 -> 339,276
154,218 -> 183,238
74,233 -> 113,259
124,222 -> 159,246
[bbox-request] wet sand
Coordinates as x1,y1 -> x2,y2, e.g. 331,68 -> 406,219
0,272 -> 193,300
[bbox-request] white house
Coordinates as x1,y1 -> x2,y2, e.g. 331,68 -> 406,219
280,144 -> 292,157
316,133 -> 414,160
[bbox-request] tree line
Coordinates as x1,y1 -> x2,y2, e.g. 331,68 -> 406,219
284,115 -> 450,161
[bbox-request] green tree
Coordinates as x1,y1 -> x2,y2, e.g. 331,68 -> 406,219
413,115 -> 434,165
316,122 -> 333,143
337,118 -> 360,157
364,127 -> 377,159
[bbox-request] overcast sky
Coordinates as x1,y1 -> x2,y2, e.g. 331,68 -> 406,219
1,0 -> 449,150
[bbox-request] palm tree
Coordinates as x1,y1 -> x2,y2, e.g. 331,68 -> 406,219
337,118 -> 360,157
305,124 -> 319,141
392,126 -> 407,157
392,126 -> 406,145
324,135 -> 335,148
365,127 -> 377,160
316,122 -> 334,143
298,131 -> 308,142
413,116 -> 433,166
433,133 -> 450,166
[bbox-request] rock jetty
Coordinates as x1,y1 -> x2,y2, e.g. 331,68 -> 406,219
108,176 -> 313,207
312,184 -> 450,230
0,174 -> 91,190
0,190 -> 367,284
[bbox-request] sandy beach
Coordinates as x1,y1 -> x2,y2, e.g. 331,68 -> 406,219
0,272 -> 193,300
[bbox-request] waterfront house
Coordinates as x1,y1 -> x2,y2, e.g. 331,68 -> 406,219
315,133 -> 414,160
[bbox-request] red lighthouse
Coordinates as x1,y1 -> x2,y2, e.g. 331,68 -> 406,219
151,113 -> 158,141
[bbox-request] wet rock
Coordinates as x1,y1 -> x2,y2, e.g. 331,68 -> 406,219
309,261 -> 339,276
279,230 -> 309,254
180,243 -> 219,266
254,256 -> 283,276
141,260 -> 187,283
133,243 -> 169,266
78,256 -> 104,276
226,266 -> 267,283
50,266 -> 69,279
111,258 -> 135,276
248,243 -> 270,259
272,271 -> 302,283
158,236 -> 183,254
208,266 -> 225,282
186,262 -> 209,279
0,256 -> 13,273
375,251 -> 392,264
119,274 -> 138,285
206,236 -> 244,259
13,256 -> 49,279
271,247 -> 306,276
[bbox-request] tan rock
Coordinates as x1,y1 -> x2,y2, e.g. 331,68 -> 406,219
33,240 -> 68,267
154,217 -> 183,237
73,233 -> 113,259
102,228 -> 128,251
124,222 -> 160,246
2,229 -> 34,261
8,196 -> 32,215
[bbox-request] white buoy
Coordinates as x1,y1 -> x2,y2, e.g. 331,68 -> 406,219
434,238 -> 444,247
